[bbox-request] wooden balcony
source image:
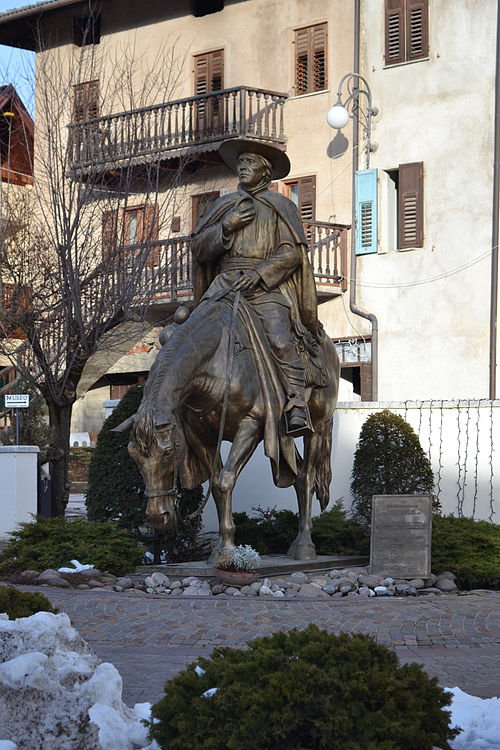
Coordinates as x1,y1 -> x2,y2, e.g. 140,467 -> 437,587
68,86 -> 287,177
127,221 -> 349,312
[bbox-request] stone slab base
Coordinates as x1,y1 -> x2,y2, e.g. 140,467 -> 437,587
136,554 -> 369,579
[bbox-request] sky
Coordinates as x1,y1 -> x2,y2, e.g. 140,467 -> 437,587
0,0 -> 36,113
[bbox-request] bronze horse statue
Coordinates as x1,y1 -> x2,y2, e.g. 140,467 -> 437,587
115,293 -> 339,560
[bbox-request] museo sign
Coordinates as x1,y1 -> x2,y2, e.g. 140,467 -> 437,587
4,394 -> 30,408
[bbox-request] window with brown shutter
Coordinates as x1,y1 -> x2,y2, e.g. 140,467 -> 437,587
192,191 -> 220,230
194,50 -> 224,134
1,282 -> 31,340
73,80 -> 100,122
284,176 -> 316,222
398,162 -> 424,249
294,23 -> 327,96
102,210 -> 117,258
123,204 -> 159,266
384,0 -> 428,66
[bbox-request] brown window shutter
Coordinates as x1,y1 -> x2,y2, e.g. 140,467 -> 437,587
398,162 -> 424,248
295,27 -> 311,95
312,23 -> 327,91
194,50 -> 224,94
295,24 -> 327,95
297,176 -> 316,222
191,191 -> 220,230
73,80 -> 100,121
102,210 -> 118,258
407,0 -> 428,61
144,203 -> 160,266
385,0 -> 405,65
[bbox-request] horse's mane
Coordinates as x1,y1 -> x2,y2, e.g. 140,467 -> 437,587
132,306 -> 210,454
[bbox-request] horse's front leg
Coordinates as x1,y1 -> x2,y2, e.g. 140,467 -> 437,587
208,416 -> 261,563
288,432 -> 319,560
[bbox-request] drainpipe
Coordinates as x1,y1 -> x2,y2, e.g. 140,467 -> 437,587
490,0 -> 500,399
350,0 -> 379,400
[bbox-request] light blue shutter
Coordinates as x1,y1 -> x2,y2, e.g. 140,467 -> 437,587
355,169 -> 378,255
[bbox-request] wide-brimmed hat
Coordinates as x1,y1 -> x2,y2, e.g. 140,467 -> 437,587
218,138 -> 291,180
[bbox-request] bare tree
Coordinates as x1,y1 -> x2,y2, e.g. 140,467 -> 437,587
0,18 -> 191,515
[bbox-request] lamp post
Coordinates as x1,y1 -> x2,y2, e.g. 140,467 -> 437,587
326,71 -> 379,400
326,72 -> 378,170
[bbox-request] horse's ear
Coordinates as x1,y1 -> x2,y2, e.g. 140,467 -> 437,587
111,415 -> 136,433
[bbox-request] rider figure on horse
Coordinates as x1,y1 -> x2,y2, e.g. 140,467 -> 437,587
191,138 -> 320,437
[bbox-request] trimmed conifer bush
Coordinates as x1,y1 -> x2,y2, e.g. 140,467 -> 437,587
351,409 -> 434,527
0,585 -> 58,619
0,516 -> 143,577
86,385 -> 147,534
149,624 -> 459,750
85,384 -> 208,561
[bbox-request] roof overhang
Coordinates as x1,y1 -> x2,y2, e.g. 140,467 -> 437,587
0,0 -> 89,50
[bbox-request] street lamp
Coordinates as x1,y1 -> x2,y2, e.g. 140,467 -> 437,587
326,72 -> 378,169
326,71 -> 379,401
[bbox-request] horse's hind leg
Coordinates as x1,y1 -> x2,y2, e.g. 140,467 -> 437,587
208,416 -> 261,563
287,432 -> 320,560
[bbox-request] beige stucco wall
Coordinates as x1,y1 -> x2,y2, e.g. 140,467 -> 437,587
355,0 -> 496,400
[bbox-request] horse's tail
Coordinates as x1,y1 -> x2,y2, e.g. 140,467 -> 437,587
314,415 -> 333,511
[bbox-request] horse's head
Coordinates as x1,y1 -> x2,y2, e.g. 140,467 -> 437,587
115,409 -> 187,532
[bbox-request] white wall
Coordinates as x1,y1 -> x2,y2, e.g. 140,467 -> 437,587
0,446 -> 39,539
202,400 -> 500,532
344,0 -> 498,400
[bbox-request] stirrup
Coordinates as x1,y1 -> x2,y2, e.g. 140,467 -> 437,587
285,407 -> 312,438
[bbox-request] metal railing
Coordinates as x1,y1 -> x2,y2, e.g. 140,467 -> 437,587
68,86 -> 288,170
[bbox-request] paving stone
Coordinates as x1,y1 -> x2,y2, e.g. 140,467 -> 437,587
13,581 -> 500,707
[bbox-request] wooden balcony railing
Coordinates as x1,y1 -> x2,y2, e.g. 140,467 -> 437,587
68,86 -> 288,172
123,221 -> 349,306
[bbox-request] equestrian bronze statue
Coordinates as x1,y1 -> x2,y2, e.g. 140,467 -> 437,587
116,138 -> 340,560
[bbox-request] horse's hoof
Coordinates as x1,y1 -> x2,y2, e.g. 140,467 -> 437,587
287,542 -> 317,561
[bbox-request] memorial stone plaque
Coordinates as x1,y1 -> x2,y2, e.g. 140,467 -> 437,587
370,495 -> 432,579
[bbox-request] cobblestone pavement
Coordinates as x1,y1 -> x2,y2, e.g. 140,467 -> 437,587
37,588 -> 500,706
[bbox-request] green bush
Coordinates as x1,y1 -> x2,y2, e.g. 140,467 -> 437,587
149,624 -> 459,750
233,508 -> 298,554
86,385 -> 147,534
86,385 -> 207,562
0,585 -> 58,619
351,410 -> 434,528
311,500 -> 370,556
432,514 -> 500,589
0,516 -> 144,577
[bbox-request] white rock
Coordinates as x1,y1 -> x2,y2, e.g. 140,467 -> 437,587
259,585 -> 273,596
374,586 -> 389,596
273,590 -> 285,598
149,572 -> 169,587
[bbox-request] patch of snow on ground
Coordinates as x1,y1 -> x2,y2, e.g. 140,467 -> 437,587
449,687 -> 500,750
0,611 -> 160,749
0,611 -> 499,749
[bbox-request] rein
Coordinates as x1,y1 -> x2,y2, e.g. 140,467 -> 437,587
188,290 -> 240,519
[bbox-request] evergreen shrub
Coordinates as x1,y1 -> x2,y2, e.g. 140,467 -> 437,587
432,514 -> 500,589
149,624 -> 459,750
233,508 -> 298,554
85,385 -> 208,561
311,500 -> 370,555
86,385 -> 146,534
0,516 -> 143,577
0,585 -> 58,619
351,409 -> 434,527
